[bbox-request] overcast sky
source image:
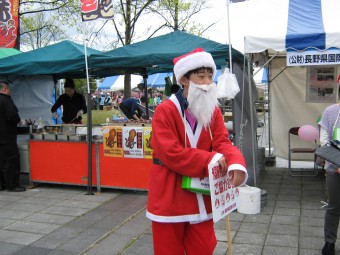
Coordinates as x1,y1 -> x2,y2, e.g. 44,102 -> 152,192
75,0 -> 250,53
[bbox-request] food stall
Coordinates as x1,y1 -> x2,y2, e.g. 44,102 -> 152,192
1,31 -> 258,187
28,123 -> 153,190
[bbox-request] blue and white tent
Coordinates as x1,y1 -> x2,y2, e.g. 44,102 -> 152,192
147,73 -> 172,89
98,76 -> 119,90
241,0 -> 340,161
99,70 -> 224,91
244,0 -> 340,53
98,75 -> 143,91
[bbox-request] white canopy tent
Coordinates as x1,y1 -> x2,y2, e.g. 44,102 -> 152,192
98,73 -> 174,91
242,0 -> 340,161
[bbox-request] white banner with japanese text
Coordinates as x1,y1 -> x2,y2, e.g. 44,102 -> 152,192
0,0 -> 19,48
287,49 -> 340,66
208,162 -> 240,222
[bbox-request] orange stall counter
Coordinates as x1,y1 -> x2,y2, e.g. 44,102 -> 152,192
29,140 -> 152,190
97,143 -> 152,190
29,140 -> 97,186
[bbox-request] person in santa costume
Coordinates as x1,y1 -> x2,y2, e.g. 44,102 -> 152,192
146,48 -> 248,255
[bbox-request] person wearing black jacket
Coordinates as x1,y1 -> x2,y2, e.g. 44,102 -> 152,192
51,78 -> 87,124
0,81 -> 26,192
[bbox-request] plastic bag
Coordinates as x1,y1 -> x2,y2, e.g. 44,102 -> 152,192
216,68 -> 240,99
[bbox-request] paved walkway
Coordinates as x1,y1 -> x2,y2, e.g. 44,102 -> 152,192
0,161 -> 330,255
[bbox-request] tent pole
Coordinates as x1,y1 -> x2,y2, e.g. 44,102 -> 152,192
227,0 -> 232,73
143,70 -> 149,119
267,63 -> 273,158
84,40 -> 94,195
247,54 -> 257,187
54,81 -> 58,124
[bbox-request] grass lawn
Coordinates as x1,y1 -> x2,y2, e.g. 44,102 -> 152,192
82,109 -> 121,125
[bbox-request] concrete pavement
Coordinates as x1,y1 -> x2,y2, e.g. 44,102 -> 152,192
0,159 -> 331,255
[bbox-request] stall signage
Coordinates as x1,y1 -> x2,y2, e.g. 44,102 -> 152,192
102,126 -> 123,157
0,0 -> 19,48
287,49 -> 340,66
123,127 -> 144,158
143,127 -> 153,159
306,66 -> 337,103
208,162 -> 239,222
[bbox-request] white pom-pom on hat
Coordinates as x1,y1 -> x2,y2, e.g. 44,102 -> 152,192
173,48 -> 217,84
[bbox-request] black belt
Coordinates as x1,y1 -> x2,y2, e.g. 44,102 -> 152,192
153,158 -> 163,166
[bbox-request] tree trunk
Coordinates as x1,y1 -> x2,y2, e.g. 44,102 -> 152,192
123,74 -> 132,99
123,0 -> 133,99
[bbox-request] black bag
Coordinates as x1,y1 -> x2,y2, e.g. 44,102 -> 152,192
315,141 -> 340,167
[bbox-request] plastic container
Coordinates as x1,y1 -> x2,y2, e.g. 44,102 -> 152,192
237,186 -> 261,214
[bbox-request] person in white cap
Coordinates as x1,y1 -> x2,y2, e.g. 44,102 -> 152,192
146,48 -> 248,254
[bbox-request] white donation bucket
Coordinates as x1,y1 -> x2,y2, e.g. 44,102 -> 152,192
237,186 -> 261,214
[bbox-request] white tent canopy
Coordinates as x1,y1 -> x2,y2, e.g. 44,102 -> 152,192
241,0 -> 340,161
98,75 -> 142,91
244,0 -> 340,53
109,75 -> 143,91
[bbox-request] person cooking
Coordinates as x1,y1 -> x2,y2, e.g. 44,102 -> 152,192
51,78 -> 87,124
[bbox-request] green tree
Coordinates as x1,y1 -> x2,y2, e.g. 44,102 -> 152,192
109,0 -> 154,99
149,0 -> 214,36
18,0 -> 76,50
148,0 -> 215,84
20,11 -> 67,50
74,78 -> 97,95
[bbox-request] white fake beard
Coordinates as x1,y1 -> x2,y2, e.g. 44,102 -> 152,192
187,81 -> 218,128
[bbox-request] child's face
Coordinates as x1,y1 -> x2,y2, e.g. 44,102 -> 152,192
180,68 -> 214,98
189,69 -> 214,85
180,68 -> 214,88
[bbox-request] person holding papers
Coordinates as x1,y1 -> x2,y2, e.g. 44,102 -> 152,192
146,48 -> 248,255
319,104 -> 340,255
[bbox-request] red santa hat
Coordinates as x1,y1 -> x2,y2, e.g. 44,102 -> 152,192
173,48 -> 217,84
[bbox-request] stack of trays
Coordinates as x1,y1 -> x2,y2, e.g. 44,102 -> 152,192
61,125 -> 77,134
68,134 -> 86,141
44,133 -> 57,140
57,133 -> 69,141
30,133 -> 44,140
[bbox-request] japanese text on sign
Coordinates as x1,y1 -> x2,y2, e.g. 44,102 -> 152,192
208,163 -> 239,222
287,49 -> 340,66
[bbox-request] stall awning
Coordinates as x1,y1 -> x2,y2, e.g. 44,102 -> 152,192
98,76 -> 119,90
244,0 -> 340,53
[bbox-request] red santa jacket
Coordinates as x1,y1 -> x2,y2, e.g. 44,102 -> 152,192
146,94 -> 246,223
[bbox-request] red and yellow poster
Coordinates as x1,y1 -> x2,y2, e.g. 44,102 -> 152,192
102,126 -> 123,157
143,127 -> 153,159
0,0 -> 19,48
123,126 -> 144,158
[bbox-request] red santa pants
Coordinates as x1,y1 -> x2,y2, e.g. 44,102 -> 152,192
152,220 -> 217,255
